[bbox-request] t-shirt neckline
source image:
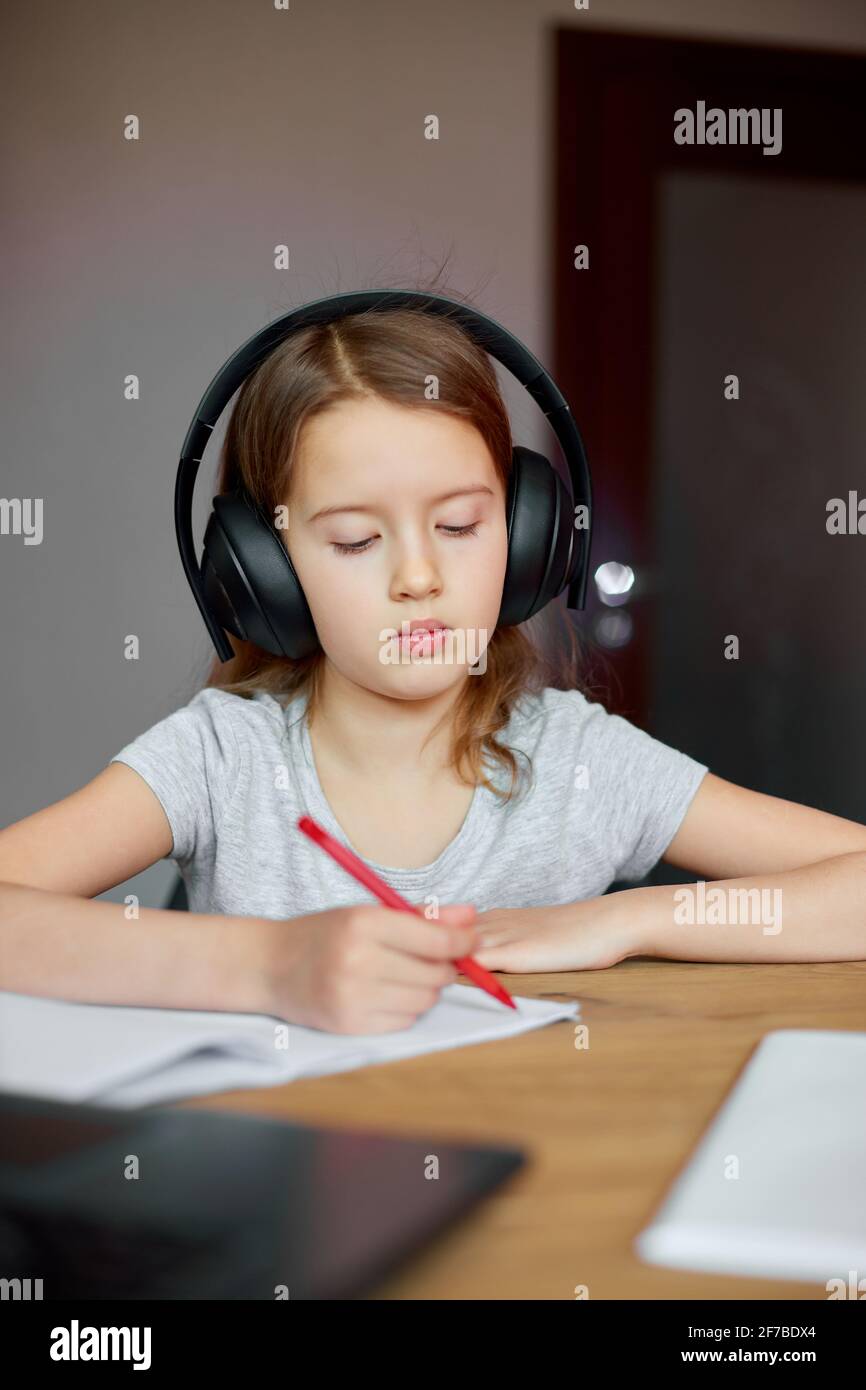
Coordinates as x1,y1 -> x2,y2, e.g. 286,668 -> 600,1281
282,691 -> 487,884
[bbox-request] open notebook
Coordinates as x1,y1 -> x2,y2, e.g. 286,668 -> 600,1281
0,986 -> 579,1110
635,1028 -> 866,1286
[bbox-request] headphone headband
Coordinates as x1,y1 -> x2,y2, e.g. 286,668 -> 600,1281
175,289 -> 592,661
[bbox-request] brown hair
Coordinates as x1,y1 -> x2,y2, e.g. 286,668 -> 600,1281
201,280 -> 598,802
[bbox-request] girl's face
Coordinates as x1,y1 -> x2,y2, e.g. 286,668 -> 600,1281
284,396 -> 509,701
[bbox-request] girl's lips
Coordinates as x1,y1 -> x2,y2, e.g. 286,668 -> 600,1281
392,624 -> 452,638
394,627 -> 451,653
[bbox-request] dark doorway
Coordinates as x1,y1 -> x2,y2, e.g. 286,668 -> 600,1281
555,29 -> 866,860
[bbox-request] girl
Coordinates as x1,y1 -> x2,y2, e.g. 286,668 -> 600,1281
2,298 -> 865,1035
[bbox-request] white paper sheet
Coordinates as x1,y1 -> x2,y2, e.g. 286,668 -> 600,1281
635,1028 -> 866,1285
0,985 -> 579,1110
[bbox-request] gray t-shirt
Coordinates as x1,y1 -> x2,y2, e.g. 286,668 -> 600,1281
109,685 -> 708,919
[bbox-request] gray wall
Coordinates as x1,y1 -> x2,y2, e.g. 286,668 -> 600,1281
3,0 -> 866,907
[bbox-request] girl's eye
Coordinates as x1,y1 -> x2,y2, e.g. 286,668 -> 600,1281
331,522 -> 480,556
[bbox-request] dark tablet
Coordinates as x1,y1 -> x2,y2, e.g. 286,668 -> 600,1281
0,1092 -> 526,1299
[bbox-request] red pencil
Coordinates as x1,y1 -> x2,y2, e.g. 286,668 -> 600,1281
297,814 -> 517,1010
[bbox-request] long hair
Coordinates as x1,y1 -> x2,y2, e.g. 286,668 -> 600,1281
201,283 -> 596,802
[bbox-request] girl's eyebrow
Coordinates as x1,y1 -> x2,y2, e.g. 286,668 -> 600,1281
307,484 -> 494,523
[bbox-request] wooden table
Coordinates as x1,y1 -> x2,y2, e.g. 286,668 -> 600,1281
178,958 -> 866,1299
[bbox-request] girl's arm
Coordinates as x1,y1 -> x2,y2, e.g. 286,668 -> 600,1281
609,850 -> 866,963
663,771 -> 866,878
637,770 -> 866,962
0,878 -> 273,1010
474,772 -> 866,971
474,851 -> 866,971
0,761 -> 272,1010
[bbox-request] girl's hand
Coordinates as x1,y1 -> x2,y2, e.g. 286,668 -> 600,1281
470,898 -> 637,974
262,902 -> 480,1033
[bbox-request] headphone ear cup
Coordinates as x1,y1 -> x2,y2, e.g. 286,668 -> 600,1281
201,493 -> 320,659
201,544 -> 247,641
497,447 -> 577,627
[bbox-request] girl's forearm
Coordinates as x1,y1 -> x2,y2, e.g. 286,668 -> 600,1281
610,850 -> 866,963
0,879 -> 273,1012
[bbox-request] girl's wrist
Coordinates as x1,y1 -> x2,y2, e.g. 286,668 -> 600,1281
241,915 -> 309,1020
591,887 -> 654,960
208,915 -> 282,1016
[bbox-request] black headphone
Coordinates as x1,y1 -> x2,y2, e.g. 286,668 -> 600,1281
175,289 -> 593,662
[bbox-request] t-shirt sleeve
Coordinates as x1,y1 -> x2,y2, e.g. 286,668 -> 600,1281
108,689 -> 240,866
575,693 -> 709,883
